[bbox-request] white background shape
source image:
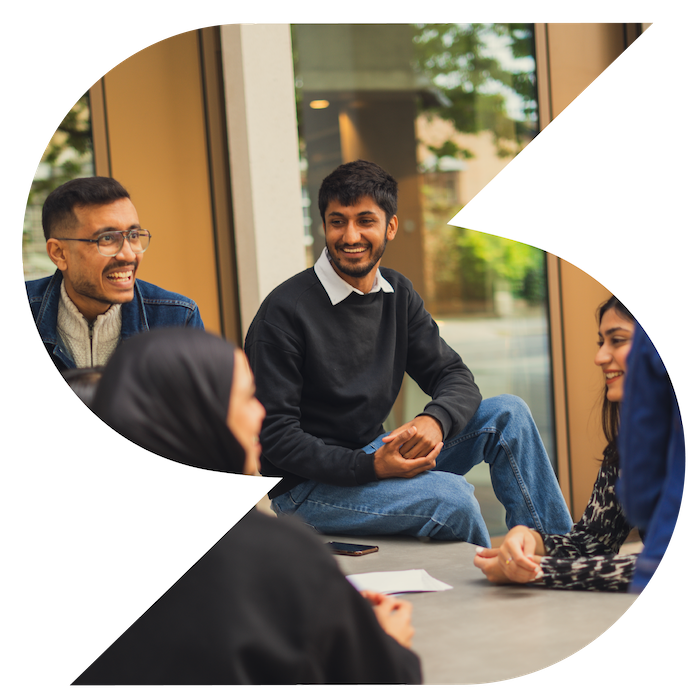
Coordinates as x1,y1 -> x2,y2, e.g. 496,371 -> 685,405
10,16 -> 690,688
449,97 -> 692,418
9,7 -> 445,640
10,269 -> 279,615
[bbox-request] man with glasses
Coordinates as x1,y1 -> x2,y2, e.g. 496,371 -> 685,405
27,176 -> 203,370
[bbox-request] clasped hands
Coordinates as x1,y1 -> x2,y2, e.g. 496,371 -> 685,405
473,525 -> 545,584
373,415 -> 444,479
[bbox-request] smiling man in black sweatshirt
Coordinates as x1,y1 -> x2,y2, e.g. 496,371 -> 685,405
245,160 -> 571,547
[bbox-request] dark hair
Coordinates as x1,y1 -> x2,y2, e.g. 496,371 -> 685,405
597,296 -> 635,459
318,160 -> 398,225
42,176 -> 131,240
62,366 -> 104,408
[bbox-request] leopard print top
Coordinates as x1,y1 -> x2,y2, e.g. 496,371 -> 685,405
537,446 -> 638,592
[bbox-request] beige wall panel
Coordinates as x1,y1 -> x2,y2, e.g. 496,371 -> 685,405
220,24 -> 306,335
103,31 -> 221,333
559,260 -> 612,519
538,23 -> 630,517
545,255 -> 571,511
547,24 -> 627,118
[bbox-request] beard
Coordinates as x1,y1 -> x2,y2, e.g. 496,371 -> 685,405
328,231 -> 389,279
69,260 -> 139,306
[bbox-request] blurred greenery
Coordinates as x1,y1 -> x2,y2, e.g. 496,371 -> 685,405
23,94 -> 94,278
422,183 -> 545,308
414,24 -> 543,310
456,229 -> 546,303
26,93 -> 93,209
412,23 -> 538,162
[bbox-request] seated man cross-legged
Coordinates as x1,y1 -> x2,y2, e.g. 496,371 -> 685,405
245,160 -> 572,547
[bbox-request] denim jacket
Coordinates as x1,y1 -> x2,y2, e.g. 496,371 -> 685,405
26,270 -> 204,370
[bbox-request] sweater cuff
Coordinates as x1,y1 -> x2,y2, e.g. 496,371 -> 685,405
355,451 -> 379,485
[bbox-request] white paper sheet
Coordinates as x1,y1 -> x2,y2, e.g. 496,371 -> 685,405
346,569 -> 453,594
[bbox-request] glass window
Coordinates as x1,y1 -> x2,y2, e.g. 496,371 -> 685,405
23,93 -> 94,281
292,24 -> 552,537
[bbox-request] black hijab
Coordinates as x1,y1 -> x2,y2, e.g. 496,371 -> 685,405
91,327 -> 246,473
75,328 -> 422,685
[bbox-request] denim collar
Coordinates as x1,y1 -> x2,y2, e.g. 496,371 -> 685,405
35,270 -> 150,344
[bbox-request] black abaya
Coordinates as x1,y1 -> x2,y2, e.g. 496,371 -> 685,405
76,328 -> 422,684
74,509 -> 421,684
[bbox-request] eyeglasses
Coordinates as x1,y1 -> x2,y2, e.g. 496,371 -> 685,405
54,229 -> 151,257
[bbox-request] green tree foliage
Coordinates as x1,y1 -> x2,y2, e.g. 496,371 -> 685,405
28,93 -> 93,207
413,24 -> 545,311
422,181 -> 545,308
23,94 -> 94,278
412,23 -> 537,160
455,229 -> 546,303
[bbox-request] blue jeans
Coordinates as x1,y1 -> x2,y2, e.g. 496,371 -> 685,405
271,395 -> 573,547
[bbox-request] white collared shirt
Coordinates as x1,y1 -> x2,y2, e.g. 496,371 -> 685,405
313,248 -> 394,306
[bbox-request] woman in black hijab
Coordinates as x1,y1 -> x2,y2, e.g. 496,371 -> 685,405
74,327 -> 421,685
